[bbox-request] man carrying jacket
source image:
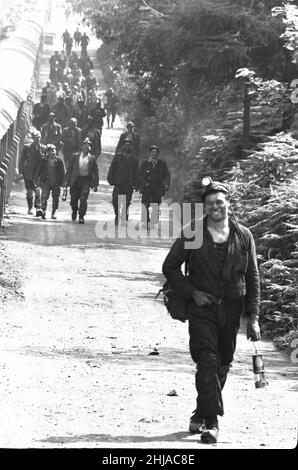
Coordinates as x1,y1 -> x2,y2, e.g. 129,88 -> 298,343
64,138 -> 99,224
36,144 -> 65,220
162,180 -> 261,444
18,130 -> 46,216
107,138 -> 139,225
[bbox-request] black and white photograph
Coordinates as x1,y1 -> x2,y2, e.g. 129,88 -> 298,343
0,0 -> 297,461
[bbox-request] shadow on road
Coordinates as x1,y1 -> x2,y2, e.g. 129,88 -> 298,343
37,430 -> 197,445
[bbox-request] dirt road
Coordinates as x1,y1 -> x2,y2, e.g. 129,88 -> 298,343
0,127 -> 297,450
0,6 -> 296,452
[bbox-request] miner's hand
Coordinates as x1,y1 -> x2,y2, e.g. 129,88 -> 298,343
247,315 -> 261,341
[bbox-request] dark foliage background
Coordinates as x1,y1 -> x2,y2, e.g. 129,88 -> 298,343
68,0 -> 298,348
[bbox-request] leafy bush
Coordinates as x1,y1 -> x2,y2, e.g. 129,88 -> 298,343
225,133 -> 298,348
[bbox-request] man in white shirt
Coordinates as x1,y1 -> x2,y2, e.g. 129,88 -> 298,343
64,138 -> 99,224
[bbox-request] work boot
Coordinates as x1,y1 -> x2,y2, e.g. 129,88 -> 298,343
40,209 -> 46,220
189,410 -> 205,434
51,210 -> 56,219
27,209 -> 33,215
35,208 -> 43,217
78,216 -> 84,224
71,210 -> 77,221
200,416 -> 219,444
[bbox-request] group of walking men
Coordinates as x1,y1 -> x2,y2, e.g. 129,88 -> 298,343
107,122 -> 170,226
61,28 -> 90,59
19,121 -> 170,226
18,130 -> 98,224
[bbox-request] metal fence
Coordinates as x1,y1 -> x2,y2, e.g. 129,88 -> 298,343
0,20 -> 43,224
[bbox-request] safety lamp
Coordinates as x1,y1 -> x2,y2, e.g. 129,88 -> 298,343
201,176 -> 213,187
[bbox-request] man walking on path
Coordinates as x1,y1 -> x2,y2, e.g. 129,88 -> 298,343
73,27 -> 82,48
41,112 -> 62,151
162,179 -> 261,444
90,100 -> 106,135
18,130 -> 45,216
61,117 -> 82,170
81,116 -> 102,159
52,97 -> 70,130
107,139 -> 139,225
104,88 -> 118,129
32,95 -> 50,131
64,138 -> 99,224
139,145 -> 170,227
42,79 -> 58,108
116,122 -> 141,162
35,144 -> 65,220
80,32 -> 90,57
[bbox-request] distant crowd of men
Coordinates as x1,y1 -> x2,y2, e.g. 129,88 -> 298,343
19,119 -> 170,225
18,26 -> 170,225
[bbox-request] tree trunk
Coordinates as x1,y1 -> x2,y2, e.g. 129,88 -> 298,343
243,80 -> 251,149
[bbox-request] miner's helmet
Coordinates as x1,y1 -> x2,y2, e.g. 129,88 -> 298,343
122,138 -> 132,145
31,130 -> 41,138
200,176 -> 230,202
149,144 -> 160,153
82,137 -> 92,146
46,144 -> 56,153
46,143 -> 56,150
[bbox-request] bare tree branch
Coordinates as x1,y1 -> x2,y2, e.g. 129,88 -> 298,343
142,0 -> 165,17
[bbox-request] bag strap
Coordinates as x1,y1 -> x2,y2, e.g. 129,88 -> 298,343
184,249 -> 193,276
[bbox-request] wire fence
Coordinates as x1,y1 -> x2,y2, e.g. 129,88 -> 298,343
0,22 -> 43,225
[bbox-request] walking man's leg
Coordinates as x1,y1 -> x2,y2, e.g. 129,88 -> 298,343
70,183 -> 79,221
141,191 -> 151,227
122,186 -> 133,222
25,184 -> 34,214
34,186 -> 41,211
78,178 -> 90,224
112,186 -> 119,225
111,109 -> 116,128
188,305 -> 222,443
51,185 -> 60,219
40,183 -> 51,219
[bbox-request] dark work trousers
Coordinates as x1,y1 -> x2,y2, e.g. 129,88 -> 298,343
188,299 -> 242,418
41,181 -> 60,212
24,180 -> 41,209
141,188 -> 161,225
70,176 -> 90,217
106,109 -> 116,128
112,182 -> 133,222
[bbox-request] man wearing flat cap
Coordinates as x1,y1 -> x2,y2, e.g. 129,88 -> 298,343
64,138 -> 99,224
116,122 -> 141,161
107,138 -> 139,225
139,145 -> 170,227
19,130 -> 46,216
35,144 -> 65,219
162,177 -> 261,444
